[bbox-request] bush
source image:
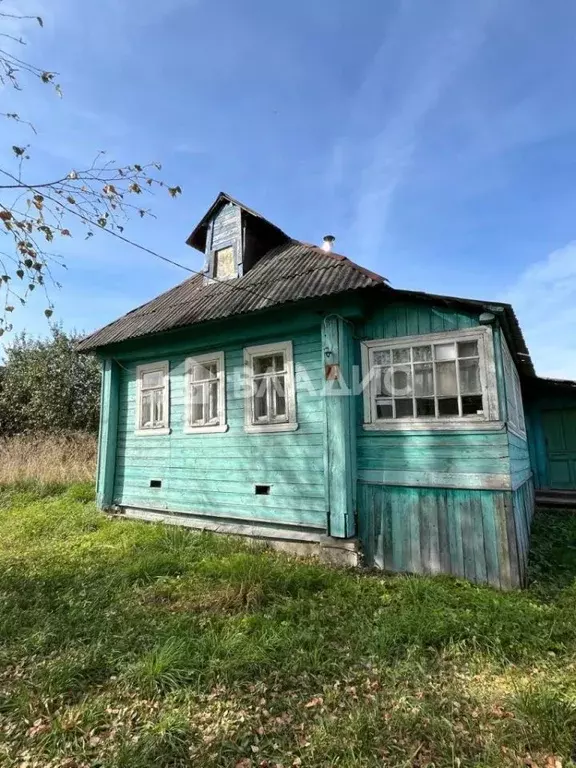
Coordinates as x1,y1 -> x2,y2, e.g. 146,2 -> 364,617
0,326 -> 100,434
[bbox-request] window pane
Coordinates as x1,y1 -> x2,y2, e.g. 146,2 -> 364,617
414,363 -> 434,397
462,395 -> 483,415
376,367 -> 392,396
141,392 -> 152,427
438,398 -> 458,417
436,361 -> 457,396
395,399 -> 414,418
392,366 -> 412,395
192,362 -> 217,382
142,370 -> 163,389
273,354 -> 286,372
413,345 -> 432,362
214,246 -> 236,279
458,340 -> 478,358
253,382 -> 268,420
253,355 -> 275,375
373,349 -> 391,365
273,375 -> 286,418
209,380 -> 219,422
376,400 -> 393,419
153,389 -> 164,425
392,347 -> 410,364
416,398 -> 435,417
435,343 -> 456,361
459,359 -> 481,394
191,384 -> 205,424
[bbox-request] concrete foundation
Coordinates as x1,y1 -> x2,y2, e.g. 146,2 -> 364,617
115,506 -> 360,568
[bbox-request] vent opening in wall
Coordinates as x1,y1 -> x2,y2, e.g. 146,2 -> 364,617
255,484 -> 270,495
149,479 -> 162,489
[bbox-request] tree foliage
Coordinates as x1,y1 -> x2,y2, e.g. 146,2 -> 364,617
0,326 -> 100,434
0,3 -> 181,333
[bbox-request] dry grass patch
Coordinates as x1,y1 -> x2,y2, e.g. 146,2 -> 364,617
0,432 -> 96,485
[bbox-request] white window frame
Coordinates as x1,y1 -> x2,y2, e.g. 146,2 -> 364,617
184,351 -> 228,434
135,361 -> 170,436
361,326 -> 500,431
244,341 -> 298,433
501,338 -> 526,437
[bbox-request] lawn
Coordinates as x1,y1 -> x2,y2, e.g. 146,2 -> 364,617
1,485 -> 576,767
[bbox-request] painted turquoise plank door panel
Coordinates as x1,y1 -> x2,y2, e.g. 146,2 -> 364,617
542,409 -> 576,490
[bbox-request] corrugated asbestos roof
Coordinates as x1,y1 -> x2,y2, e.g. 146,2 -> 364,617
77,240 -> 385,352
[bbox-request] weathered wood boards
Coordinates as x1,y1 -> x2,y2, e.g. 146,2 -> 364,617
358,483 -> 532,589
355,303 -> 535,589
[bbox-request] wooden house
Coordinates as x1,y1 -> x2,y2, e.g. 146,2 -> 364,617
78,193 -> 575,589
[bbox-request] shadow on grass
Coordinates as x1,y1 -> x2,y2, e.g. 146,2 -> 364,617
528,507 -> 576,596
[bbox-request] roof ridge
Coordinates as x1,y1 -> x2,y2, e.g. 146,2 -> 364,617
295,240 -> 386,284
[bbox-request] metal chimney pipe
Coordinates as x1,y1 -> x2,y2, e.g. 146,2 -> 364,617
322,235 -> 335,252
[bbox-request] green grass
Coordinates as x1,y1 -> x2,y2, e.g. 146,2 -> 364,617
1,487 -> 576,767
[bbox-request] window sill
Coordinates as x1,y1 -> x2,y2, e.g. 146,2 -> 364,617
245,422 -> 299,434
363,420 -> 505,432
134,427 -> 171,436
184,424 -> 229,435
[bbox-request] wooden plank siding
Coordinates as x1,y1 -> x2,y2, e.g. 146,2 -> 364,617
358,484 -> 524,588
356,303 -> 509,491
355,303 -> 533,588
358,301 -> 481,339
112,325 -> 328,530
508,430 -> 532,490
210,202 -> 241,251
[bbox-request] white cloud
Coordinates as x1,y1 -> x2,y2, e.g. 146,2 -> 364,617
506,242 -> 576,380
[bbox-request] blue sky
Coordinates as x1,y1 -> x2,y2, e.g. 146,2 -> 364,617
3,0 -> 576,377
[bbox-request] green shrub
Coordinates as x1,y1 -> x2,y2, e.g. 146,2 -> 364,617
0,325 -> 100,434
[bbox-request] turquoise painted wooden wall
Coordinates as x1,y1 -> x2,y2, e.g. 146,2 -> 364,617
355,302 -> 535,589
356,303 -> 510,490
359,485 -> 529,588
112,322 -> 328,530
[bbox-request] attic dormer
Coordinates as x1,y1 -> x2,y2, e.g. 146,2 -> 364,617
186,192 -> 289,282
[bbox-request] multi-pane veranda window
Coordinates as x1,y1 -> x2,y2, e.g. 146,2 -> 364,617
244,342 -> 297,433
136,362 -> 169,434
363,330 -> 495,424
185,352 -> 226,433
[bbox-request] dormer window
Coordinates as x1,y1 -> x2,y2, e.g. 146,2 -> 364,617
214,246 -> 236,280
187,193 -> 290,284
